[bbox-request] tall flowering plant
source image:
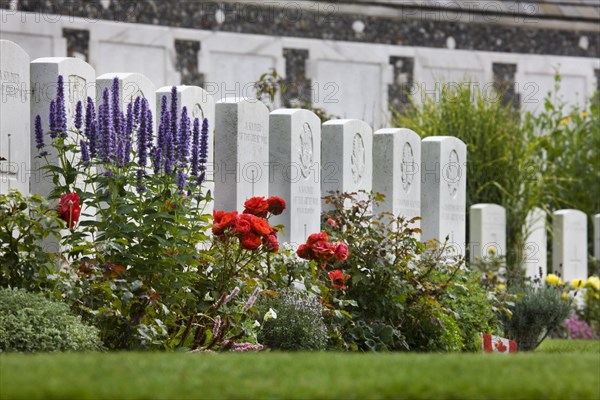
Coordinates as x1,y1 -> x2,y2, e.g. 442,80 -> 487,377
35,76 -> 212,349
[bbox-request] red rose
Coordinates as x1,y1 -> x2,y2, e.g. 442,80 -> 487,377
334,242 -> 348,262
313,241 -> 336,260
264,234 -> 279,252
296,244 -> 313,260
267,196 -> 286,215
328,269 -> 350,290
326,218 -> 336,227
58,192 -> 81,229
243,196 -> 269,217
233,217 -> 251,236
212,211 -> 238,235
240,232 -> 262,250
250,216 -> 272,237
307,232 -> 328,245
213,210 -> 225,224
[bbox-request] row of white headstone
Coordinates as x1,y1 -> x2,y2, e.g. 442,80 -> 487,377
1,40 -> 598,280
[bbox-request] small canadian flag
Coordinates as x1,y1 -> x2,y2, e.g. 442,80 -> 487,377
481,333 -> 518,353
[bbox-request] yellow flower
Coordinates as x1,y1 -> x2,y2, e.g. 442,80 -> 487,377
571,279 -> 586,289
587,276 -> 600,291
559,117 -> 571,126
561,292 -> 568,301
546,274 -> 560,285
488,247 -> 496,255
580,111 -> 589,118
497,284 -> 506,291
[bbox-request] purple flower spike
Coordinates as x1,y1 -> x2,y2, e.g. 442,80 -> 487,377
55,75 -> 67,133
34,115 -> 45,154
111,77 -> 121,133
74,101 -> 83,130
49,100 -> 57,137
99,88 -> 115,163
80,140 -> 91,167
177,169 -> 187,194
133,96 -> 141,125
137,99 -> 149,167
191,117 -> 200,177
178,106 -> 190,166
170,86 -> 178,155
84,97 -> 96,139
136,169 -> 147,193
89,120 -> 98,159
152,147 -> 162,175
199,118 -> 209,172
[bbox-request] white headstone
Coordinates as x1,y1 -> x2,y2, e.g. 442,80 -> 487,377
420,136 -> 467,255
157,85 -> 216,211
214,98 -> 269,212
0,40 -> 30,195
373,128 -> 421,232
321,119 -> 373,209
269,109 -> 321,245
30,57 -> 95,198
469,204 -> 506,264
523,207 -> 547,281
97,72 -> 156,116
553,209 -> 587,282
594,214 -> 600,267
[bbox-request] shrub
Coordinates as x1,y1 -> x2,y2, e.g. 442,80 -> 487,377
257,289 -> 327,351
501,284 -> 571,351
0,191 -> 63,291
0,287 -> 103,352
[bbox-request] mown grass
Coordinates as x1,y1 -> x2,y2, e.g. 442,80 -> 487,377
1,339 -> 598,400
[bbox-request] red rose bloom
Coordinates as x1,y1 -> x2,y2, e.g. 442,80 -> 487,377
264,234 -> 279,252
58,192 -> 81,229
312,241 -> 336,260
213,210 -> 225,224
243,196 -> 269,217
212,211 -> 238,235
250,216 -> 272,237
328,269 -> 350,290
240,232 -> 262,250
296,244 -> 313,260
267,196 -> 286,215
326,218 -> 336,227
334,242 -> 348,262
233,217 -> 251,236
307,232 -> 328,245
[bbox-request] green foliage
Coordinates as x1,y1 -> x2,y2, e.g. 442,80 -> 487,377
257,289 -> 327,351
311,191 -> 496,352
0,190 -> 63,291
502,284 -> 572,351
392,82 -> 542,277
0,287 -> 103,352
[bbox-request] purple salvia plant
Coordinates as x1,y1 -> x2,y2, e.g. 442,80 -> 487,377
48,100 -> 57,137
124,103 -> 134,165
133,96 -> 141,125
151,147 -> 162,175
74,100 -> 83,130
98,88 -> 115,163
199,118 -> 209,172
137,98 -> 149,168
89,120 -> 98,159
111,77 -> 121,134
34,115 -> 47,157
170,86 -> 178,153
177,169 -> 187,194
84,97 -> 96,138
177,106 -> 190,167
243,286 -> 261,311
190,117 -> 200,177
55,75 -> 67,134
80,140 -> 91,167
145,102 -> 154,143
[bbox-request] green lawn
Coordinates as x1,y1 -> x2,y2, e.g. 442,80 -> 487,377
1,340 -> 598,399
